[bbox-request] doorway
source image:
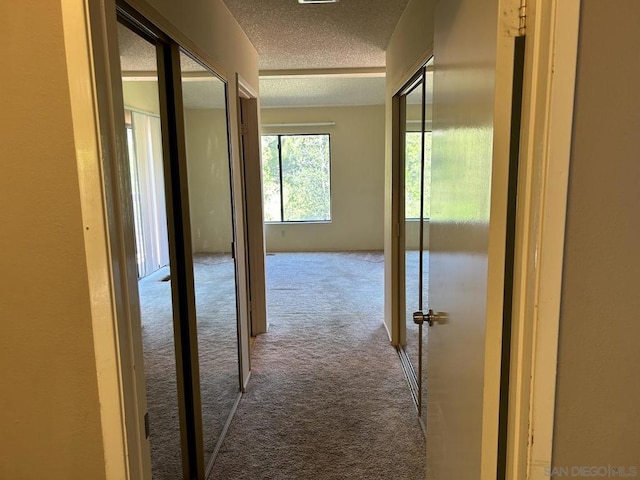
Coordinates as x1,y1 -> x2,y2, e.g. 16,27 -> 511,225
257,97 -> 387,321
237,87 -> 268,338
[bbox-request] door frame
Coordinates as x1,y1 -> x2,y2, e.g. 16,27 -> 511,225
506,0 -> 581,477
384,0 -> 580,477
61,1 -> 148,478
236,76 -> 268,342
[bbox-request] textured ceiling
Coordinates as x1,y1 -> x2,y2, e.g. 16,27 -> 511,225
117,22 -> 205,73
220,0 -> 410,71
117,2 -> 414,108
221,0 -> 411,107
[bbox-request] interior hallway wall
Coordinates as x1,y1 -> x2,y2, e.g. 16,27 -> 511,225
185,108 -> 234,254
1,0 -> 259,477
0,1 -> 107,478
553,0 -> 640,469
261,105 -> 385,252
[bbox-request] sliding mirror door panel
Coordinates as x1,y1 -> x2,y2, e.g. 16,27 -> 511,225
404,77 -> 425,384
114,6 -> 243,477
178,50 -> 241,469
117,21 -> 182,479
399,58 -> 433,420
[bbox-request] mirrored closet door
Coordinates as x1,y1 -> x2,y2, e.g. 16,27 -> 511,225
115,7 -> 241,479
397,58 -> 433,423
178,50 -> 241,472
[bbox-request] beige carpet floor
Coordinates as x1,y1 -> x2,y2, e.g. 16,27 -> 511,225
209,252 -> 426,479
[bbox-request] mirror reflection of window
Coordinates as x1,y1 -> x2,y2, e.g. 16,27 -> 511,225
125,109 -> 168,278
404,131 -> 431,220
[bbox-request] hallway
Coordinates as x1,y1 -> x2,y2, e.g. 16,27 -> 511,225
210,252 -> 425,479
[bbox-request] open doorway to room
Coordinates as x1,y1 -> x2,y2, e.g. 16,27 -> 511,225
256,74 -> 389,333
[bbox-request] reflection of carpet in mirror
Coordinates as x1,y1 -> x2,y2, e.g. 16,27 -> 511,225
138,252 -> 240,480
404,249 -> 429,417
211,252 -> 425,479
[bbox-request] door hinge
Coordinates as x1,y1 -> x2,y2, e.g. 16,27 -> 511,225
231,241 -> 235,259
396,222 -> 401,238
518,0 -> 527,36
144,412 -> 150,439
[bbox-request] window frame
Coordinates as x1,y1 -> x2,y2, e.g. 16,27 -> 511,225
261,133 -> 333,224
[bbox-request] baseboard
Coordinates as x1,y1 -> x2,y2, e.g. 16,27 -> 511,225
205,391 -> 243,479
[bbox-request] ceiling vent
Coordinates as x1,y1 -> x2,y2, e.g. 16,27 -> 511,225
298,0 -> 339,3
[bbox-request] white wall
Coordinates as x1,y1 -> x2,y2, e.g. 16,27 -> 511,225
386,1 -> 436,94
184,108 -> 234,253
122,81 -> 160,115
553,0 -> 640,469
1,1 -> 107,478
261,105 -> 386,252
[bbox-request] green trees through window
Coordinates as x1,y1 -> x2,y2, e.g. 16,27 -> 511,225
405,131 -> 432,220
261,134 -> 331,222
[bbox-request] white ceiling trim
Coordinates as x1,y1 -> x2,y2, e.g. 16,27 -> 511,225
259,67 -> 386,79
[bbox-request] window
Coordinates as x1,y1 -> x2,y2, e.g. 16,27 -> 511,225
261,134 -> 332,222
125,109 -> 170,278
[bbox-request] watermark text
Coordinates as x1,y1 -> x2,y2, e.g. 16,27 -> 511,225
544,465 -> 637,478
